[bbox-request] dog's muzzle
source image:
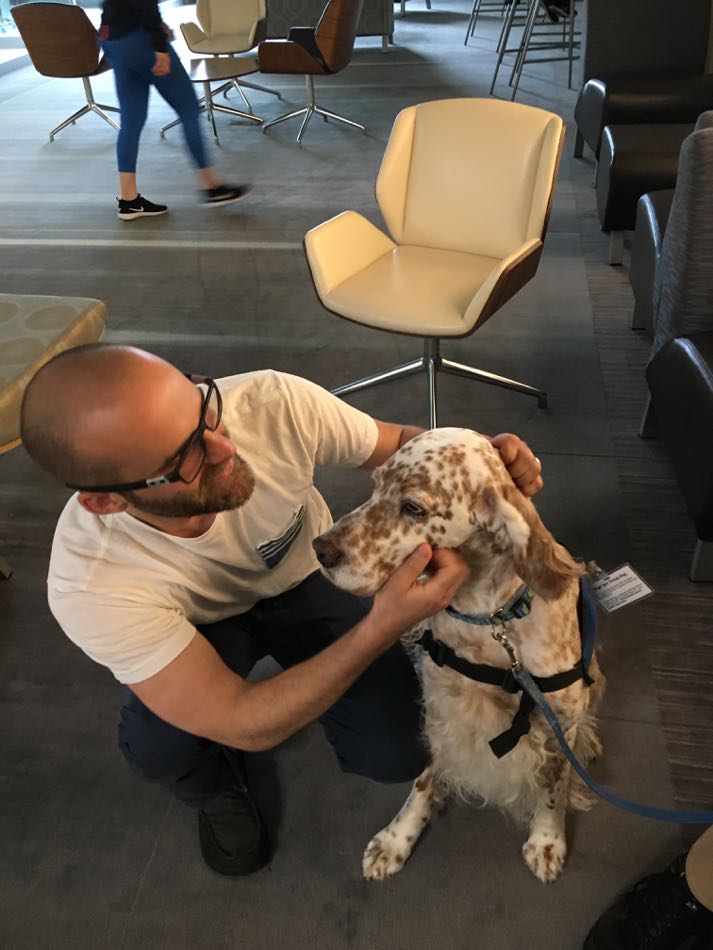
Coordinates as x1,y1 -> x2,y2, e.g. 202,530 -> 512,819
312,535 -> 343,569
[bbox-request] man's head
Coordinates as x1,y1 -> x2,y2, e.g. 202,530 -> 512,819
20,344 -> 254,520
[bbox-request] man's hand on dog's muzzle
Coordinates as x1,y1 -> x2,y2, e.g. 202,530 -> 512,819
366,544 -> 468,644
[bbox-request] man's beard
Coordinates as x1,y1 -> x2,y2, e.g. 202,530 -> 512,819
124,454 -> 255,519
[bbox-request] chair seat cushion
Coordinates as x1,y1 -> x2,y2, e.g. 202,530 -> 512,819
321,245 -> 500,337
0,294 -> 106,449
182,31 -> 255,55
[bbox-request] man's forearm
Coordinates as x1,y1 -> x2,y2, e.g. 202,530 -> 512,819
223,615 -> 393,751
398,424 -> 424,448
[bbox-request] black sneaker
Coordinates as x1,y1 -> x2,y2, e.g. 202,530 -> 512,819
117,194 -> 168,221
201,183 -> 251,208
584,854 -> 713,950
197,752 -> 270,876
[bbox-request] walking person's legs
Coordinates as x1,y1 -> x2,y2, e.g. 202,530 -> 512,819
101,30 -> 168,218
101,30 -> 250,218
152,46 -> 250,208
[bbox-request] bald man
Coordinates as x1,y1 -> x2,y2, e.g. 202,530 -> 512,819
20,344 -> 543,877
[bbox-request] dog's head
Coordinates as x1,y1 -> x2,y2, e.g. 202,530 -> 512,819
313,427 -> 583,599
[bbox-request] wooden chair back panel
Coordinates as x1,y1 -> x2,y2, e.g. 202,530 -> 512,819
11,3 -> 101,78
315,0 -> 364,73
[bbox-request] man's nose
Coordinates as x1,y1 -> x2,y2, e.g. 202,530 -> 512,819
203,427 -> 235,461
312,535 -> 343,569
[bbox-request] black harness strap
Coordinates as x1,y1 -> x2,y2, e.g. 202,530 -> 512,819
417,628 -> 588,758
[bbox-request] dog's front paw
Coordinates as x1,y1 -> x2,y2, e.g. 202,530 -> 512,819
362,831 -> 408,880
522,833 -> 567,884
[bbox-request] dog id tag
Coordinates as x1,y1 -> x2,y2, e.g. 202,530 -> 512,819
587,562 -> 654,612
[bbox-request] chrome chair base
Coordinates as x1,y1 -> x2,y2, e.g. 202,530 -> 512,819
261,75 -> 365,145
50,77 -> 120,142
160,81 -> 263,144
234,78 -> 283,101
332,339 -> 547,430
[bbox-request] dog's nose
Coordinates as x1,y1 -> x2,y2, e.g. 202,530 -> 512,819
313,536 -> 343,569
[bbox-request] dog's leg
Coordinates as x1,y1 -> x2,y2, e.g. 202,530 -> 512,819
522,728 -> 577,884
362,763 -> 435,880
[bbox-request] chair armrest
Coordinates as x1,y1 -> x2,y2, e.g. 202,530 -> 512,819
463,239 -> 542,333
305,211 -> 395,298
180,22 -> 207,52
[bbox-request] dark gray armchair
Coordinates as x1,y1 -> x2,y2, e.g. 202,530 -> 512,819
573,0 -> 713,159
640,117 -> 713,581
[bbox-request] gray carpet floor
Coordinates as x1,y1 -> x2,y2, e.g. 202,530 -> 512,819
1,3 -> 711,948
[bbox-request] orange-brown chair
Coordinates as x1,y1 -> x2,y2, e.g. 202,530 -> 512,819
11,2 -> 119,142
257,0 -> 365,144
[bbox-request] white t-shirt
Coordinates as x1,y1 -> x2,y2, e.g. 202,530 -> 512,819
48,370 -> 378,685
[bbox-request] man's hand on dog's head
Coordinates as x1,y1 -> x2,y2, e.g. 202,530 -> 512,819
490,433 -> 543,497
367,544 -> 469,643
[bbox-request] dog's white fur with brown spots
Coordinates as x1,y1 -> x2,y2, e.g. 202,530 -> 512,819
314,428 -> 605,884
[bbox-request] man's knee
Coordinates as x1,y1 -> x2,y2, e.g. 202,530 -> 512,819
334,729 -> 429,784
117,693 -> 205,783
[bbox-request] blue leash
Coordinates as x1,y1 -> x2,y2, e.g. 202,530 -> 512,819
515,665 -> 713,824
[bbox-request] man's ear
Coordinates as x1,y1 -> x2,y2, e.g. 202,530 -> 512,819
77,492 -> 127,516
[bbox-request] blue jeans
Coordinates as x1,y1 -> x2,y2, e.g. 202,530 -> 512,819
118,572 -> 428,806
100,29 -> 208,174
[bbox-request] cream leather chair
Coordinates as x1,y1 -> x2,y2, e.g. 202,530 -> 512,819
305,98 -> 564,427
181,0 -> 280,107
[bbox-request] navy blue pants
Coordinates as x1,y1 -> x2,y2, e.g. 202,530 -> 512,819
118,572 -> 428,806
100,30 -> 208,173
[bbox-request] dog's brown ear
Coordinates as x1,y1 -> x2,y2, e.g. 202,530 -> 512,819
477,483 -> 584,601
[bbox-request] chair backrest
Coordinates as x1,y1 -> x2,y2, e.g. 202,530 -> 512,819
375,99 -> 563,261
195,0 -> 266,39
581,0 -> 711,82
651,113 -> 713,360
11,2 -> 101,79
315,0 -> 364,73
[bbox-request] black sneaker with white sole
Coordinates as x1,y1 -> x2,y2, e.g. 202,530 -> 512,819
117,194 -> 168,221
201,184 -> 251,208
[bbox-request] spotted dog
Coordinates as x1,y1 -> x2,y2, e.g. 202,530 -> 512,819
313,428 -> 605,884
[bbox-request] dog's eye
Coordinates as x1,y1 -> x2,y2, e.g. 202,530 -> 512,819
401,500 -> 427,518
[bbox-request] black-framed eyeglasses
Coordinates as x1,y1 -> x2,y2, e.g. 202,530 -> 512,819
67,375 -> 223,493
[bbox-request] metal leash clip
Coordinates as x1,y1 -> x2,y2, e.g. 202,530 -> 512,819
490,616 -> 521,672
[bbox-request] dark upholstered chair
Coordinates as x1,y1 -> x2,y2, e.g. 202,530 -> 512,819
639,120 -> 713,579
595,122 -> 692,264
573,0 -> 713,159
629,190 -> 674,333
257,0 -> 365,144
648,116 -> 713,361
595,112 -> 713,266
11,3 -> 120,142
645,334 -> 713,582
